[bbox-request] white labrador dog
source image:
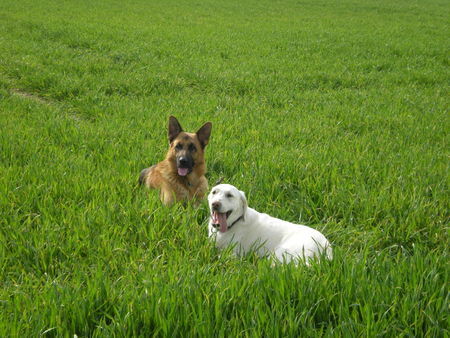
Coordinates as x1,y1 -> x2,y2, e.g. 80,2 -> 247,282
208,184 -> 332,264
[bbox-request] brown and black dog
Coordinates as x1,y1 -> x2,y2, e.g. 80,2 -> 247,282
139,116 -> 212,206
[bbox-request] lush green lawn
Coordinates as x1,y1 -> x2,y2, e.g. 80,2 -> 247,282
0,0 -> 448,335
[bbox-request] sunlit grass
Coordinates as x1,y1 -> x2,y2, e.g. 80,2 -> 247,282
0,0 -> 448,335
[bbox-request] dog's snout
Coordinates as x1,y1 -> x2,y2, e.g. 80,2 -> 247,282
212,201 -> 221,210
179,157 -> 188,166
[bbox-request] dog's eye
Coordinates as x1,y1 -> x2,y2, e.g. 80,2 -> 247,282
212,190 -> 217,195
188,143 -> 197,152
226,193 -> 233,198
175,143 -> 183,150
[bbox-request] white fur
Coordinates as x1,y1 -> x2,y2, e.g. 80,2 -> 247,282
208,184 -> 332,264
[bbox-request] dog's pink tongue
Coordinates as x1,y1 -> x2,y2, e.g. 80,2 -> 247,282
178,168 -> 188,176
214,211 -> 228,233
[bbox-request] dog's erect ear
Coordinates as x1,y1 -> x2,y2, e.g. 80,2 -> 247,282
168,116 -> 183,143
239,190 -> 248,221
196,122 -> 212,149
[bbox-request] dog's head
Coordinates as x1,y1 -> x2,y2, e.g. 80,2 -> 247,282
208,184 -> 248,233
167,116 -> 212,176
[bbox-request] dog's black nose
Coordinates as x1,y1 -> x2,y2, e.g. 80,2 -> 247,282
212,201 -> 221,210
179,157 -> 188,167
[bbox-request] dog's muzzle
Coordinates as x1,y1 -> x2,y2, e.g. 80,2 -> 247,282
211,209 -> 233,233
176,156 -> 193,176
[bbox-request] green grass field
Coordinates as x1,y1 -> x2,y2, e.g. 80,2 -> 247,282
1,0 -> 449,335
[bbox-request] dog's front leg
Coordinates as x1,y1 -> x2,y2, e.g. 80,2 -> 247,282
193,176 -> 208,200
160,185 -> 176,206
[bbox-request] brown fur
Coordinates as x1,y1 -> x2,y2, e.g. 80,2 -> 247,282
139,116 -> 212,206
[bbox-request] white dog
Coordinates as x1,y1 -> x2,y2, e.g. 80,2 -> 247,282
208,184 -> 332,264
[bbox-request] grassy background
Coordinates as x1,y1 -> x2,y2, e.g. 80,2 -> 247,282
0,0 -> 448,335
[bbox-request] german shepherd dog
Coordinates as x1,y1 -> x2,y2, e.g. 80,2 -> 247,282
139,116 -> 212,206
